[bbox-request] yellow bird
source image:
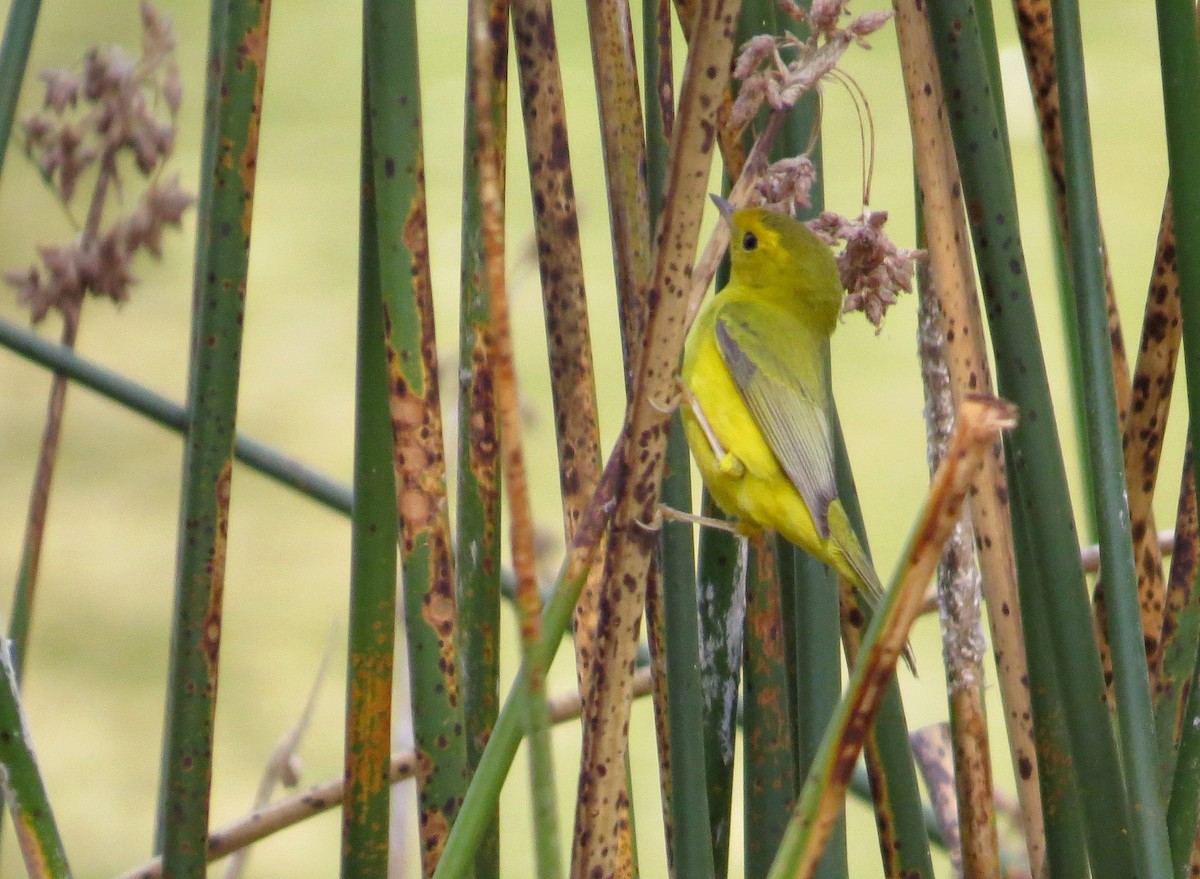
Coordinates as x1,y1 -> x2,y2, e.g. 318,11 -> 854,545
681,195 -> 887,617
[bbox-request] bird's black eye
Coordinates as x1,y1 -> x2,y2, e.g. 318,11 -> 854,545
742,231 -> 758,251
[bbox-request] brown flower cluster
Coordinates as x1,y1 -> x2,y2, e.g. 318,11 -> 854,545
5,2 -> 192,323
729,0 -> 892,132
808,210 -> 924,331
751,155 -> 818,216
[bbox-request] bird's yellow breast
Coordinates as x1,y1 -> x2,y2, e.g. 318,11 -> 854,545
680,290 -> 824,554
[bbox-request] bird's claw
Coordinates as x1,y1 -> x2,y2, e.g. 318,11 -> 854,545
657,504 -> 742,535
634,506 -> 665,533
648,380 -> 684,416
681,383 -> 729,462
718,452 -> 745,478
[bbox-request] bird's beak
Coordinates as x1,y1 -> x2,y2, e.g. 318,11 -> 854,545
710,193 -> 735,223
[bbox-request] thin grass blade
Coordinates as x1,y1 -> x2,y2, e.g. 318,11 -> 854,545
0,318 -> 353,514
363,0 -> 469,871
0,646 -> 70,878
1002,458 -> 1091,877
0,0 -> 40,183
156,1 -> 270,873
1048,1 -> 1172,872
3,0 -> 84,677
342,96 -> 399,877
727,7 -> 798,877
743,536 -> 797,879
769,20 -> 846,874
455,2 -> 508,876
783,551 -> 843,878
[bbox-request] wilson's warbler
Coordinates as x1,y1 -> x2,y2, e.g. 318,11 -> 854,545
681,196 -> 887,617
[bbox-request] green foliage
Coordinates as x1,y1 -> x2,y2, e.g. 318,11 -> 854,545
0,1 -> 1197,877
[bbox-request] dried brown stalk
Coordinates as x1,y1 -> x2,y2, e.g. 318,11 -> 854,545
670,0 -> 745,178
510,0 -> 607,689
837,583 -> 915,878
1159,446 -> 1197,740
510,0 -> 626,868
640,2 -> 680,854
919,284 -> 1001,879
642,567 -> 675,856
1126,195 -> 1182,677
477,0 -> 566,865
911,724 -> 965,877
586,0 -> 653,381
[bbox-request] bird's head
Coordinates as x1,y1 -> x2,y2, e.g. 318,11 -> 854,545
712,195 -> 843,332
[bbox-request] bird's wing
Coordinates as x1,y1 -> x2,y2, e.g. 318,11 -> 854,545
715,300 -> 837,539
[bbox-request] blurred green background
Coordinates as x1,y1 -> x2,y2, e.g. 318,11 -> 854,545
0,0 -> 1179,875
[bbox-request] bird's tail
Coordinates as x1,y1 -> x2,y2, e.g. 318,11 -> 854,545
826,501 -> 918,675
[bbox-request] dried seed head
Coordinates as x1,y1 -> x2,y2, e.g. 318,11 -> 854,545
143,174 -> 194,225
734,34 -> 777,80
849,11 -> 893,46
778,0 -> 808,24
89,231 -> 136,301
83,45 -> 136,101
809,0 -> 851,37
727,3 -> 892,141
808,210 -> 924,331
163,63 -> 182,116
6,2 -> 191,322
4,266 -> 54,322
140,0 -> 177,63
729,76 -> 768,130
40,69 -> 81,113
753,155 -> 818,215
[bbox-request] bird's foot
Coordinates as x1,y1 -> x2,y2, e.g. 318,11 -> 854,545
681,383 -> 728,462
648,379 -> 684,415
657,504 -> 741,535
634,506 -> 665,532
717,451 -> 745,478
